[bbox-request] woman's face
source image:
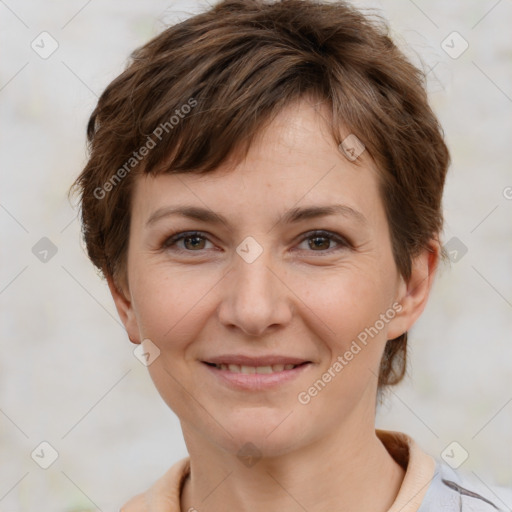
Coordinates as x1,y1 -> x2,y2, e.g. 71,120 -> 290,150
111,98 -> 427,458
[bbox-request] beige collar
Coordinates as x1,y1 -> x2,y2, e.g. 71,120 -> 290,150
376,429 -> 437,512
157,429 -> 436,511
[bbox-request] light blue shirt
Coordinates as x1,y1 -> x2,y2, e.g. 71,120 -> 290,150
419,460 -> 510,511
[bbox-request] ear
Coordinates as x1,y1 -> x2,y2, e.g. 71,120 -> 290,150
106,274 -> 141,345
386,239 -> 440,341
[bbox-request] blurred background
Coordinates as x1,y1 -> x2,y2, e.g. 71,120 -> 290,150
1,0 -> 511,510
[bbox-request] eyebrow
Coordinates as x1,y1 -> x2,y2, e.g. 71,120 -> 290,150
146,203 -> 368,229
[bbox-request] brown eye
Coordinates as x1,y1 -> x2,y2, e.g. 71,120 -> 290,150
308,235 -> 331,251
297,230 -> 349,253
182,234 -> 207,250
163,231 -> 213,252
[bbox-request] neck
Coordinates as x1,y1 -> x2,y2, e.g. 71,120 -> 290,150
180,421 -> 405,512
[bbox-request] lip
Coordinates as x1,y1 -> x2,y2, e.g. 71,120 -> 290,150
201,355 -> 313,391
203,354 -> 310,366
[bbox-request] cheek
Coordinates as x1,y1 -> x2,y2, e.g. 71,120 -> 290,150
130,268 -> 213,415
131,267 -> 212,345
294,265 -> 391,344
294,269 -> 393,407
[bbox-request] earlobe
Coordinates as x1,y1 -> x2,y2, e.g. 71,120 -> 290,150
106,274 -> 142,345
386,240 -> 440,340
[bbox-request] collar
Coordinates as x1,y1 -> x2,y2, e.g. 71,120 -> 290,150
157,429 -> 436,511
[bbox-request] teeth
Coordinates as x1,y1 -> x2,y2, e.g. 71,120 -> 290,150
255,366 -> 273,374
214,363 -> 299,373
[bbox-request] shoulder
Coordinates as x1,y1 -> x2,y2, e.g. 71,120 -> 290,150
419,460 -> 511,511
119,457 -> 190,512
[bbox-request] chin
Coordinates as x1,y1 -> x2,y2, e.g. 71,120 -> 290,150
211,407 -> 311,459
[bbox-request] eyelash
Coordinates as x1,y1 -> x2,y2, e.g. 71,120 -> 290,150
161,230 -> 350,255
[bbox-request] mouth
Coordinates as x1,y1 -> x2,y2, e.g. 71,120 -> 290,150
203,361 -> 309,374
201,356 -> 313,390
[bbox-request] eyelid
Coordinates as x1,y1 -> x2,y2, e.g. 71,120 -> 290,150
161,229 -> 351,254
290,230 -> 352,257
295,229 -> 351,251
161,230 -> 214,250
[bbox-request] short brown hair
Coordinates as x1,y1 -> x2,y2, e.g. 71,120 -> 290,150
70,0 -> 450,390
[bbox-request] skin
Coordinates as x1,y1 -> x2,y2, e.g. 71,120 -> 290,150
111,96 -> 440,512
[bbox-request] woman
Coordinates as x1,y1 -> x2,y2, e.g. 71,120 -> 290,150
71,0 -> 508,510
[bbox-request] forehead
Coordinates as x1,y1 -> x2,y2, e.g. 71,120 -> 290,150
131,98 -> 385,231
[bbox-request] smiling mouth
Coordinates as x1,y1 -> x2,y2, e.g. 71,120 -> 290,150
204,362 -> 309,374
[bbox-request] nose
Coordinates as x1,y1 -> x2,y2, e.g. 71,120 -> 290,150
217,246 -> 293,338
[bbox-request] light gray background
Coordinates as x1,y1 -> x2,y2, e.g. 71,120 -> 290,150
1,0 -> 511,510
